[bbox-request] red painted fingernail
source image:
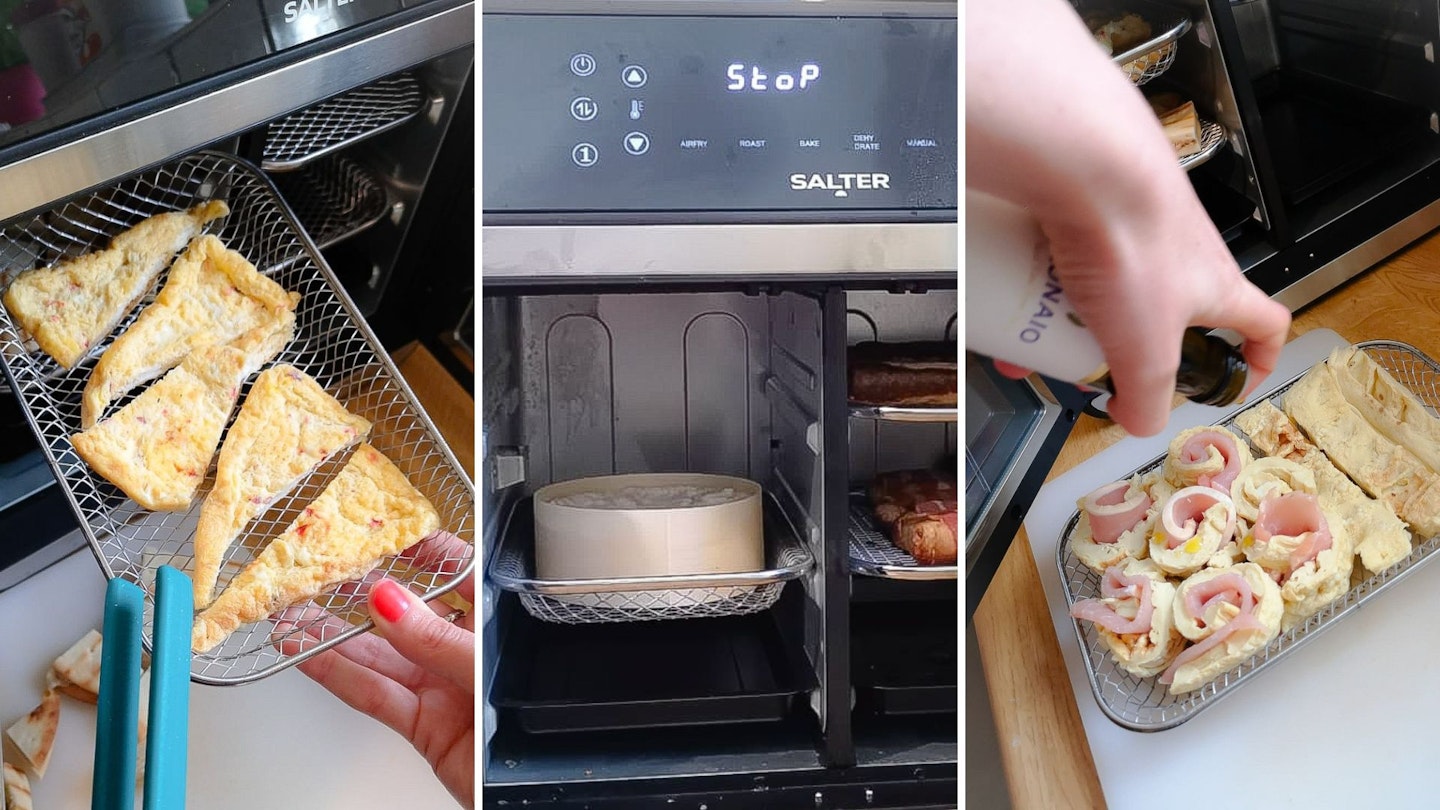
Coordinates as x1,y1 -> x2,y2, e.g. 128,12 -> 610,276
371,579 -> 411,623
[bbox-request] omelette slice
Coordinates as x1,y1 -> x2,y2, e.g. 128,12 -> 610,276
3,762 -> 32,810
192,364 -> 372,608
71,312 -> 295,511
2,201 -> 229,368
192,443 -> 440,653
80,233 -> 298,428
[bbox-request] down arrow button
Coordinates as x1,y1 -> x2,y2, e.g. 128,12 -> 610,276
624,131 -> 650,155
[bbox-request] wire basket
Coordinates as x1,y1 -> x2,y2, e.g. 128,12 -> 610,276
1179,119 -> 1227,172
261,72 -> 427,172
848,495 -> 958,581
0,151 -> 476,685
271,156 -> 390,249
1057,341 -> 1440,731
1087,1 -> 1191,86
489,493 -> 814,624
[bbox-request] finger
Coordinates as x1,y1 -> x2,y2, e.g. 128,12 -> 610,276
1096,318 -> 1186,438
370,578 -> 475,693
296,646 -> 419,740
402,530 -> 476,604
992,359 -> 1032,380
275,603 -> 429,689
1210,285 -> 1291,396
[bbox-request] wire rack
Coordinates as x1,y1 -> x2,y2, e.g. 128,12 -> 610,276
848,495 -> 958,581
0,151 -> 476,685
848,404 -> 957,423
271,156 -> 390,249
1096,1 -> 1192,86
489,493 -> 814,624
261,73 -> 427,172
1180,120 -> 1227,172
1057,341 -> 1440,731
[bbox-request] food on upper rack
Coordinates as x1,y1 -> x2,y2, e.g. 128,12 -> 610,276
80,233 -> 299,429
848,341 -> 957,408
1283,357 -> 1440,538
48,629 -> 102,703
4,691 -> 58,779
1229,457 -> 1316,526
869,468 -> 959,564
1068,558 -> 1183,678
192,364 -> 372,608
192,443 -> 440,653
1327,346 -> 1440,475
1163,425 -> 1253,492
2,762 -> 32,810
1149,485 -> 1238,577
1156,100 -> 1203,159
1070,477 -> 1154,574
1234,400 -> 1411,574
1087,11 -> 1152,55
1163,563 -> 1282,694
1,201 -> 229,369
72,313 -> 294,512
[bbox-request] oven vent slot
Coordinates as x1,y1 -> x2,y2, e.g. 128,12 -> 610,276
261,72 -> 428,172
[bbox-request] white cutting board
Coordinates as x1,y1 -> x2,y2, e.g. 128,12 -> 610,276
1025,328 -> 1440,808
0,543 -> 459,809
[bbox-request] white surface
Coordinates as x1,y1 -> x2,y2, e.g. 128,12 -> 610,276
0,545 -> 459,809
1024,329 -> 1440,808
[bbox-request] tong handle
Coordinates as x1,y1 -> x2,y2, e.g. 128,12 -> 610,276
143,566 -> 193,810
93,578 -> 144,810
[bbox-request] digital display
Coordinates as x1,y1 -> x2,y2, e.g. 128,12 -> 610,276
726,63 -> 820,92
482,15 -> 957,216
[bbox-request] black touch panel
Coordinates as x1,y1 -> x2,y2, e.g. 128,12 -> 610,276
482,15 -> 957,213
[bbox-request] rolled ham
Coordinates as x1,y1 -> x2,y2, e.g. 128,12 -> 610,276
1253,492 -> 1333,573
1160,609 -> 1265,686
1081,480 -> 1153,544
1069,564 -> 1155,635
1161,486 -> 1237,549
1164,426 -> 1253,493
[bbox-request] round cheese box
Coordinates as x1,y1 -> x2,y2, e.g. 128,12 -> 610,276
533,473 -> 765,580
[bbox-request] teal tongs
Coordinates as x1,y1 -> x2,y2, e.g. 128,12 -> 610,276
92,565 -> 194,810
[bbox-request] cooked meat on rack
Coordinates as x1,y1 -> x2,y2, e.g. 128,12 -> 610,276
192,364 -> 371,608
71,312 -> 293,512
192,443 -> 439,654
2,201 -> 229,369
869,469 -> 958,565
80,233 -> 298,428
848,340 -> 957,408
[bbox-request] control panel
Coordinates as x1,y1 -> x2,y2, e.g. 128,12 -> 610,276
482,14 -> 957,216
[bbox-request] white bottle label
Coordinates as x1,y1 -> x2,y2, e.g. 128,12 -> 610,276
965,190 -> 1108,383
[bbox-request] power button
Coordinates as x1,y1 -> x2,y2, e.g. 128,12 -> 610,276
570,53 -> 596,77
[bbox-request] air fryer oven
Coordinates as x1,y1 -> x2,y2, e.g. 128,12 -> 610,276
481,2 -> 957,806
0,1 -> 475,589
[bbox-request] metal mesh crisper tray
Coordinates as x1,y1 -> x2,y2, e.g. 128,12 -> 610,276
0,152 -> 476,685
1180,120 -> 1227,173
489,494 -> 813,624
261,73 -> 426,172
1057,340 -> 1440,731
271,156 -> 389,249
848,496 -> 957,581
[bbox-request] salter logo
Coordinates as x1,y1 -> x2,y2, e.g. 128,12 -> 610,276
789,172 -> 891,197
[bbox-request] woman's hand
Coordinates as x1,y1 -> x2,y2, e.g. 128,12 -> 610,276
275,531 -> 475,809
968,0 -> 1291,436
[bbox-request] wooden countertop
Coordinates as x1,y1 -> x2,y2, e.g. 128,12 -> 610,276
971,231 -> 1440,809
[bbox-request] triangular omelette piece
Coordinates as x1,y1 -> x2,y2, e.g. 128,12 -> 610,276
49,629 -> 103,704
72,312 -> 295,511
192,364 -> 372,607
4,691 -> 58,779
2,201 -> 229,369
2,763 -> 31,810
80,233 -> 298,427
192,443 -> 440,653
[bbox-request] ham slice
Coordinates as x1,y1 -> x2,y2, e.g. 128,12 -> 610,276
1253,492 -> 1333,573
1069,564 -> 1155,634
1162,570 -> 1261,685
1180,429 -> 1247,492
1081,480 -> 1152,544
1160,486 -> 1236,549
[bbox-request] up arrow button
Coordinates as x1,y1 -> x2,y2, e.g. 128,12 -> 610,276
622,65 -> 648,88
